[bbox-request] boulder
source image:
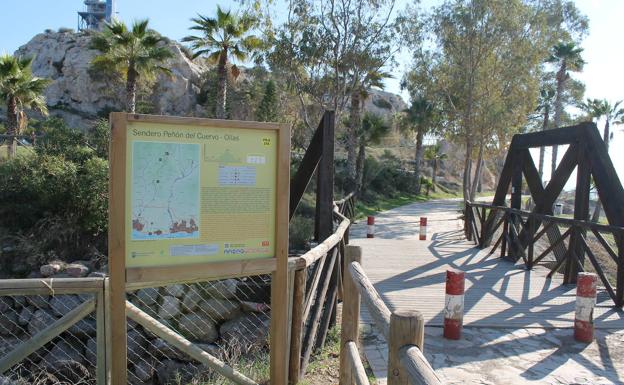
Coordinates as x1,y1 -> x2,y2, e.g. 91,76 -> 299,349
12,296 -> 27,309
0,297 -> 13,312
201,279 -> 238,299
155,359 -> 201,385
26,295 -> 50,309
0,312 -> 19,336
28,309 -> 57,335
68,318 -> 97,338
0,337 -> 21,357
181,286 -> 202,312
198,299 -> 241,322
88,271 -> 107,278
18,306 -> 35,326
50,295 -> 82,317
132,360 -> 154,382
42,340 -> 85,366
65,263 -> 90,278
136,287 -> 159,306
220,313 -> 270,352
127,329 -> 149,364
149,338 -> 186,361
178,314 -> 218,343
165,284 -> 186,298
40,262 -> 64,277
158,296 -> 181,319
85,337 -> 97,366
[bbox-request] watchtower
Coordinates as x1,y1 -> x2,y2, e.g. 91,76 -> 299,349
77,0 -> 115,30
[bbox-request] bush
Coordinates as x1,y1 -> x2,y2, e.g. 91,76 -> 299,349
359,151 -> 415,202
289,215 -> 314,251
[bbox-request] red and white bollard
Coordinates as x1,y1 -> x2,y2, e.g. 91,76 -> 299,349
444,269 -> 465,340
419,217 -> 427,240
575,272 -> 597,343
367,216 -> 375,238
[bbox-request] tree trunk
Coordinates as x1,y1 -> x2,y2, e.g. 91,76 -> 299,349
432,159 -> 438,192
462,139 -> 473,204
126,66 -> 138,113
216,50 -> 228,119
414,126 -> 425,195
347,91 -> 360,186
355,140 -> 366,193
538,104 -> 549,179
470,144 -> 484,201
477,158 -> 483,193
551,64 -> 566,179
6,97 -> 18,159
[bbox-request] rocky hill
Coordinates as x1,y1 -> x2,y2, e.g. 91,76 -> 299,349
14,30 -> 206,128
11,30 -> 408,130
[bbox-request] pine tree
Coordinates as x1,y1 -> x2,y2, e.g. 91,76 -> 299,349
256,80 -> 278,122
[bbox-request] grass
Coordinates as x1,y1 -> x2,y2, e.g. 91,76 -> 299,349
355,189 -> 460,219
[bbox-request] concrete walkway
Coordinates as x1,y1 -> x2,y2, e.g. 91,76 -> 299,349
349,198 -> 624,384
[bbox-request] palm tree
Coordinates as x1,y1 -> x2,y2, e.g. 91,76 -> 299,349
90,19 -> 173,113
536,87 -> 555,178
355,112 -> 391,192
399,97 -> 436,195
183,6 -> 262,119
547,42 -> 584,174
0,55 -> 50,158
424,143 -> 447,192
580,98 -> 623,222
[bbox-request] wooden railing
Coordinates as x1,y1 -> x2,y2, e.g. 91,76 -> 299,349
339,245 -> 442,385
465,201 -> 624,307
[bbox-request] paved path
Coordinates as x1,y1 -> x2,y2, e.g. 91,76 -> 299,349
349,199 -> 624,384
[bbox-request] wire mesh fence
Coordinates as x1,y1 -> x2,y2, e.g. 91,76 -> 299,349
126,276 -> 272,385
0,292 -> 99,385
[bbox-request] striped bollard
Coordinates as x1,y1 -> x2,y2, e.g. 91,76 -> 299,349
367,216 -> 375,238
575,272 -> 597,343
419,217 -> 427,240
444,269 -> 465,340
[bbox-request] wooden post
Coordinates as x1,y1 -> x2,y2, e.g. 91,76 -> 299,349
288,269 -> 307,384
340,246 -> 362,385
315,111 -> 335,242
565,148 -> 591,283
501,213 -> 508,259
96,287 -> 106,385
387,310 -> 424,385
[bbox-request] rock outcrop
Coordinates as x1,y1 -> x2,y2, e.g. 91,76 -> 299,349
14,30 -> 206,127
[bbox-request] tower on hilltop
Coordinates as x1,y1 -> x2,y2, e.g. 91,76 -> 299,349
78,0 -> 116,31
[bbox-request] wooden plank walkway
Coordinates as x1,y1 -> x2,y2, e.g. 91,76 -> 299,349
350,199 -> 624,329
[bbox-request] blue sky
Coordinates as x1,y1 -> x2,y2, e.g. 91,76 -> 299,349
0,0 -> 622,184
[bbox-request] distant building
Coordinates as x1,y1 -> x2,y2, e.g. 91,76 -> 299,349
77,0 -> 115,30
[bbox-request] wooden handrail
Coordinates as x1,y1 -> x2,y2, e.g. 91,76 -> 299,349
348,261 -> 391,339
345,341 -> 371,385
466,201 -> 624,234
399,346 -> 443,385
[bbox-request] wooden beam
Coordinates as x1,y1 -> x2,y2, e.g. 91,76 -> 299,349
315,111 -> 336,241
289,117 -> 324,219
126,301 -> 257,385
340,246 -> 362,385
344,341 -> 371,385
0,298 -> 95,373
348,261 -> 391,339
288,269 -> 306,385
511,123 -> 589,149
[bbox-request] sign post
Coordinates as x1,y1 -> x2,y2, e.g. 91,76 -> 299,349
108,113 -> 290,384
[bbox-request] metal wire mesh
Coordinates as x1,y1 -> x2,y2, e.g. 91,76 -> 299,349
126,275 -> 272,384
0,293 -> 97,385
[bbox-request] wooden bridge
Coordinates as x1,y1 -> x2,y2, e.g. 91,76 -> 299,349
349,199 -> 624,329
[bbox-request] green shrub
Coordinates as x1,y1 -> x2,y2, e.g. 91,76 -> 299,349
289,215 -> 314,251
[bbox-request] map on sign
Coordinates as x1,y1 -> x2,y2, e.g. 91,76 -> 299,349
131,141 -> 200,240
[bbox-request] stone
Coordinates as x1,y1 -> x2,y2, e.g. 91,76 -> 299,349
86,337 -> 97,366
0,312 -> 19,336
136,287 -> 160,306
65,263 -> 90,277
0,297 -> 13,312
155,359 -> 200,385
26,294 -> 50,309
197,299 -> 241,322
133,360 -> 155,382
42,340 -> 85,366
0,338 -> 21,357
18,306 -> 35,326
201,279 -> 238,299
181,286 -> 202,312
127,329 -> 149,364
40,262 -> 63,277
0,376 -> 19,385
29,309 -> 57,335
68,318 -> 97,338
178,314 -> 219,343
158,296 -> 181,319
149,338 -> 186,361
50,295 -> 82,317
165,284 -> 186,298
220,313 -> 270,352
88,271 -> 107,278
12,296 -> 27,309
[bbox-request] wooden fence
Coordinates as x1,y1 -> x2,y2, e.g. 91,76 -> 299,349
465,201 -> 624,307
338,245 -> 441,385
